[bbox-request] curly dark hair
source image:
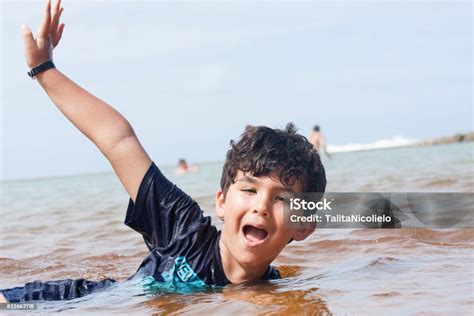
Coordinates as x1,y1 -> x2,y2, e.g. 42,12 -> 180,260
220,123 -> 326,197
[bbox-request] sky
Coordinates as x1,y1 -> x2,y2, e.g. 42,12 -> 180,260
1,0 -> 472,180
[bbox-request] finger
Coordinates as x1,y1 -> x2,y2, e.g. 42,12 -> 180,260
52,7 -> 64,45
21,24 -> 37,50
58,7 -> 64,21
54,0 -> 61,15
38,0 -> 51,39
50,0 -> 62,39
22,24 -> 39,65
53,23 -> 65,47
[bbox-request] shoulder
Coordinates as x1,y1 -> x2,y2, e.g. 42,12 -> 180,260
133,162 -> 187,208
125,161 -> 211,249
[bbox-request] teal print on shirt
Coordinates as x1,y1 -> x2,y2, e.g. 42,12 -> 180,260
140,256 -> 206,294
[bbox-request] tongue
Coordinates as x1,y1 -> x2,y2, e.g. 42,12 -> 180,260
244,225 -> 268,242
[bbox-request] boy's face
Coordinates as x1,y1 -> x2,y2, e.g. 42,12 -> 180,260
215,170 -> 315,271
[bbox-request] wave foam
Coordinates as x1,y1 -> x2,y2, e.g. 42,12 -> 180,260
327,136 -> 419,153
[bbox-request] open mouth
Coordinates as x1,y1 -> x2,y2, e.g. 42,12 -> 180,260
242,225 -> 269,247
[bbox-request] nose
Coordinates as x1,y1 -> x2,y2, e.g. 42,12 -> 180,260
252,195 -> 271,217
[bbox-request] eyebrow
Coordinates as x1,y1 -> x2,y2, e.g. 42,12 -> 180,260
237,175 -> 258,183
236,175 -> 297,194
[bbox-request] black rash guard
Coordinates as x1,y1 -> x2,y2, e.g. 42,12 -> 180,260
1,162 -> 280,302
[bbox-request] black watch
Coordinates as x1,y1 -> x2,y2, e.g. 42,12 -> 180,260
27,61 -> 55,79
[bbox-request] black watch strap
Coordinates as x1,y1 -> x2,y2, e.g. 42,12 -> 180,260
27,61 -> 55,79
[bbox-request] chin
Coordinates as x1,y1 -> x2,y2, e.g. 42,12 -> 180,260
235,251 -> 269,268
235,241 -> 274,267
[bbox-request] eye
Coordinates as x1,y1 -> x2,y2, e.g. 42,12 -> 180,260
241,188 -> 256,194
275,195 -> 289,202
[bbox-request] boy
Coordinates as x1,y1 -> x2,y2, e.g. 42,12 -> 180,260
0,0 -> 326,303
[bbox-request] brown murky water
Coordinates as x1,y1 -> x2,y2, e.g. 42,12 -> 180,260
1,143 -> 473,314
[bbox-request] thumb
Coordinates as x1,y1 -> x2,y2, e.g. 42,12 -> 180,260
21,24 -> 36,49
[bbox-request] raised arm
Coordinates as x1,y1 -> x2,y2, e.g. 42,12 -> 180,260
22,0 -> 151,201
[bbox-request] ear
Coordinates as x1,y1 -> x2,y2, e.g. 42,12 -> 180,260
215,190 -> 225,221
291,226 -> 316,241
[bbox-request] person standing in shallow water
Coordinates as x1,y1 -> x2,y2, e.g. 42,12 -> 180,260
309,125 -> 331,159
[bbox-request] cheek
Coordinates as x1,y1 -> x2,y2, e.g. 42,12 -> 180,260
223,196 -> 248,223
229,193 -> 252,211
272,205 -> 287,225
271,212 -> 294,240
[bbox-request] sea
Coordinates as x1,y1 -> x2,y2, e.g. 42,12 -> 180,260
0,141 -> 473,315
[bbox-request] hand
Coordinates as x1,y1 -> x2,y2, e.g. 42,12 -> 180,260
22,0 -> 64,68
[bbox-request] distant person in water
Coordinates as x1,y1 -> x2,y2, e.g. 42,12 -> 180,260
309,125 -> 331,159
176,159 -> 199,175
